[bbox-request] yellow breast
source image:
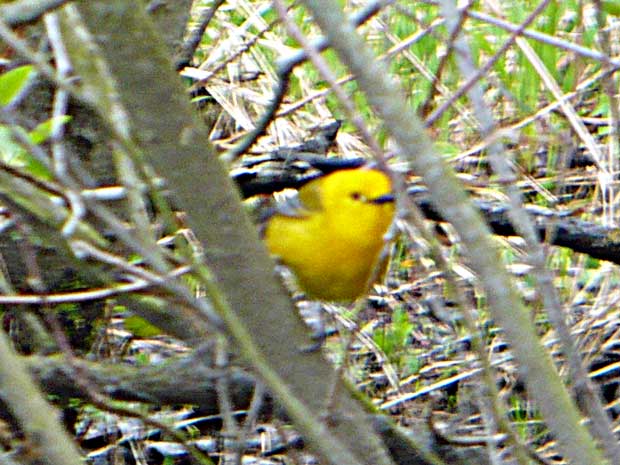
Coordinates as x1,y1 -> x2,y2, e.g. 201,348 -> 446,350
264,168 -> 395,301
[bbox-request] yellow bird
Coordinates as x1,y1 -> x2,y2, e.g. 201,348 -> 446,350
264,168 -> 395,301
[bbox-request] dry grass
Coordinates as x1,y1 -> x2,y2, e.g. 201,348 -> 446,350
61,1 -> 620,464
168,1 -> 620,463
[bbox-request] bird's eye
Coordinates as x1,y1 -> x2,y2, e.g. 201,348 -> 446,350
351,192 -> 367,202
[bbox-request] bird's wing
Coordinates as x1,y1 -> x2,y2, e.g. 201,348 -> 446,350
265,190 -> 311,220
297,178 -> 325,212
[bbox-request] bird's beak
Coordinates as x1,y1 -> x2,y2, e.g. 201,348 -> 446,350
369,193 -> 395,205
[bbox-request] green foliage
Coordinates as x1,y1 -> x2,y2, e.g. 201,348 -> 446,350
0,65 -> 72,181
29,116 -> 72,145
162,456 -> 176,465
134,352 -> 152,366
591,93 -> 610,118
123,314 -> 163,338
0,124 -> 55,181
547,247 -> 572,277
510,396 -> 530,439
584,256 -> 600,269
534,2 -> 560,77
53,302 -> 102,352
0,125 -> 23,161
602,0 -> 620,16
446,392 -> 458,411
372,306 -> 415,370
0,65 -> 34,107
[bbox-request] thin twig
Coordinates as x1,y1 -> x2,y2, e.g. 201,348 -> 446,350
176,0 -> 227,69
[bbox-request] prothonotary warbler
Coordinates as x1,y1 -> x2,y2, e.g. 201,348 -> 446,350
264,168 -> 395,301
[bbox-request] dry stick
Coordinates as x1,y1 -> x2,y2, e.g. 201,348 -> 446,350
417,32 -> 458,118
418,0 -> 472,124
278,16 -> 442,120
57,8 -> 225,331
31,245 -> 213,465
415,0 -> 620,67
420,0 -> 620,137
18,5 -> 220,333
0,330 -> 84,465
7,203 -> 212,465
0,266 -> 191,305
252,0 -> 406,423
221,68 -> 291,162
213,336 -> 245,465
495,3 -> 620,461
0,15 -> 95,109
440,0 -> 620,463
463,6 -> 616,197
222,0 -> 433,150
2,12 -> 363,465
233,381 -> 266,465
442,67 -> 614,159
467,8 -> 619,66
49,11 -> 199,327
272,0 -> 385,162
400,201 -> 535,465
300,0 -> 607,462
70,217 -> 380,464
425,0 -> 549,127
378,8 -> 477,129
465,2 -> 619,213
223,0 -> 393,162
0,0 -> 70,27
63,6 -> 170,272
185,17 -> 279,92
274,0 -> 415,417
43,304 -> 215,465
593,0 -> 620,226
77,193 -> 224,330
44,12 -> 86,239
176,0 -> 227,69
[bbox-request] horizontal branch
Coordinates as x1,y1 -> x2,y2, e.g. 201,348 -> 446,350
235,160 -> 620,266
413,192 -> 620,265
0,0 -> 70,26
27,353 -> 488,465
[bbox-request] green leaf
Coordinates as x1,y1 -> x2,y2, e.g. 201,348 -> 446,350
602,0 -> 620,16
124,315 -> 163,338
0,65 -> 34,107
28,116 -> 72,145
0,125 -> 25,161
21,152 -> 53,181
0,125 -> 52,180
